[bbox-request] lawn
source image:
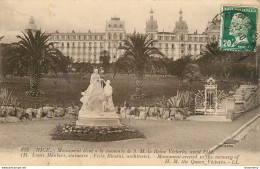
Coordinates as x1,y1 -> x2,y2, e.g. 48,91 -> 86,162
1,73 -> 245,108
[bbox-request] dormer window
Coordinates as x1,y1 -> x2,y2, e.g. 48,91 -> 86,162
108,24 -> 111,27
114,24 -> 117,27
119,24 -> 123,27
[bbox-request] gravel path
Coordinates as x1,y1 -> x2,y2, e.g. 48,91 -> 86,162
0,107 -> 259,152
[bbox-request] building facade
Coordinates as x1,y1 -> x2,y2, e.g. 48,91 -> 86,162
26,9 -> 220,63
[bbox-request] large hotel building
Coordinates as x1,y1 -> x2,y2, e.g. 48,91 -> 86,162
26,9 -> 220,63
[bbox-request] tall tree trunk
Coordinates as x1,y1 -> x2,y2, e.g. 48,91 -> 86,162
26,66 -> 44,97
132,70 -> 144,99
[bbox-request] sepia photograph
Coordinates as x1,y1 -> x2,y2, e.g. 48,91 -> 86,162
0,0 -> 259,166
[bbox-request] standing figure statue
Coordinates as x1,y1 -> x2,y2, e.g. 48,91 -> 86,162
79,68 -> 104,116
103,80 -> 115,112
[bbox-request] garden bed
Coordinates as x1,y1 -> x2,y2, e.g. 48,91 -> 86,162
51,123 -> 145,142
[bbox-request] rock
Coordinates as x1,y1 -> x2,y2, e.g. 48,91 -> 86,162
139,110 -> 147,120
6,106 -> 15,116
26,108 -> 34,120
175,112 -> 184,120
64,113 -> 75,119
148,107 -> 157,117
43,106 -> 55,115
170,108 -> 177,116
163,110 -> 170,119
66,107 -> 74,114
0,117 -> 6,123
16,107 -> 24,119
47,110 -> 53,118
0,106 -> 7,117
36,108 -> 43,119
5,116 -> 20,123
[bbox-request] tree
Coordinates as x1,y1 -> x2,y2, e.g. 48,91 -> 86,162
167,55 -> 190,83
114,33 -> 164,99
99,50 -> 110,73
4,30 -> 66,97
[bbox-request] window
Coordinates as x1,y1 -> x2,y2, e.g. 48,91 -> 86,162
188,44 -> 191,49
181,50 -> 184,53
195,44 -> 197,50
89,35 -> 92,40
165,43 -> 168,48
72,42 -> 75,47
67,42 -> 70,47
180,34 -> 184,41
172,44 -> 174,49
108,33 -> 111,40
95,35 -> 97,40
61,35 -> 65,40
94,42 -> 97,47
114,24 -> 117,28
100,42 -> 103,47
62,43 -> 64,47
181,44 -> 184,48
84,35 -> 87,40
108,42 -> 111,47
171,37 -> 175,41
78,35 -> 81,40
100,35 -> 103,40
56,35 -> 59,40
119,33 -> 123,40
165,36 -> 169,41
159,43 -> 161,48
113,33 -> 117,40
108,24 -> 111,27
78,42 -> 80,47
119,42 -> 122,47
83,42 -> 86,47
73,35 -> 76,40
67,35 -> 70,40
113,55 -> 116,58
89,42 -> 91,46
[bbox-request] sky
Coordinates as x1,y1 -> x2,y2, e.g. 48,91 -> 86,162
0,0 -> 259,43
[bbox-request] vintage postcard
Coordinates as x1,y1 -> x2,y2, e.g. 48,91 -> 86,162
0,0 -> 259,166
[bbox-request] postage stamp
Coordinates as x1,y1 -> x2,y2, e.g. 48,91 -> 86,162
220,6 -> 258,52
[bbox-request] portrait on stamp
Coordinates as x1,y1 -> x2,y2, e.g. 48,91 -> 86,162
220,6 -> 258,51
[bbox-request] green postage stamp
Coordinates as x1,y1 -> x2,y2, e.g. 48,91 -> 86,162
220,6 -> 258,52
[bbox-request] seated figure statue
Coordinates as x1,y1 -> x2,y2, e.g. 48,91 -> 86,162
79,68 -> 104,116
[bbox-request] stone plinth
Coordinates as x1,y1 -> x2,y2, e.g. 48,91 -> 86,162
76,111 -> 120,127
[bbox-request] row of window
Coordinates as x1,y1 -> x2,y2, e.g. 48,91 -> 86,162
55,41 -> 123,48
50,33 -> 125,41
157,43 -> 204,49
50,34 -> 104,41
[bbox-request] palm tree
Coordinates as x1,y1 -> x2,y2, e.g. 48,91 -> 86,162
114,33 -> 164,99
5,30 -> 65,97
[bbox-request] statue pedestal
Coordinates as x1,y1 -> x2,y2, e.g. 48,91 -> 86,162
76,111 -> 120,127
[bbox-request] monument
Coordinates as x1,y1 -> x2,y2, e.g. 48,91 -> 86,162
76,69 -> 120,126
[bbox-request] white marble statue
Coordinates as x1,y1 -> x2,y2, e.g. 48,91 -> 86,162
79,69 -> 104,116
77,69 -> 120,126
103,80 -> 115,112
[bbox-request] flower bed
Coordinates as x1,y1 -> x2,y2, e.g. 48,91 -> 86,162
51,123 -> 145,142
